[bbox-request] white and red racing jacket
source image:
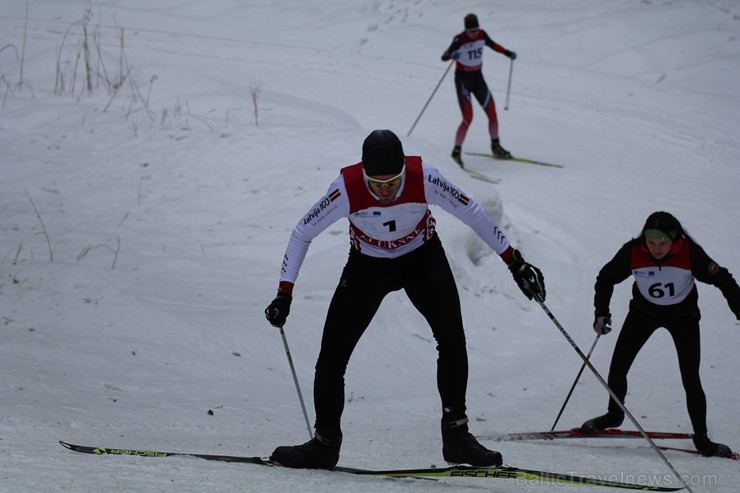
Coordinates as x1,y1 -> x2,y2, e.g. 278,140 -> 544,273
279,157 -> 510,286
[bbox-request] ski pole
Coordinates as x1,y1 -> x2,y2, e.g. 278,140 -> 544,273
550,334 -> 600,431
278,325 -> 313,440
407,61 -> 454,136
535,299 -> 694,493
504,59 -> 514,110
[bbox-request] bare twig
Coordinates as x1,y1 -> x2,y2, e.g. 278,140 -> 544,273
76,244 -> 92,262
117,212 -> 129,228
0,5 -> 35,101
19,4 -> 29,88
160,108 -> 170,128
145,74 -> 157,106
103,65 -> 132,112
55,18 -> 82,95
250,83 -> 261,127
75,236 -> 120,270
110,236 -> 120,270
25,191 -> 53,262
82,18 -> 93,94
52,4 -> 142,104
0,44 -> 19,56
13,243 -> 23,264
126,73 -> 155,120
1,245 -> 19,265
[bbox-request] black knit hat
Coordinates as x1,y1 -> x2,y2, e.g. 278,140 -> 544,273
642,211 -> 682,241
464,13 -> 479,29
361,129 -> 405,176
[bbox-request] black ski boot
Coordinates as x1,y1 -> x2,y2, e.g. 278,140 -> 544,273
441,414 -> 502,466
580,410 -> 624,434
270,428 -> 342,469
451,146 -> 464,167
491,139 -> 511,159
693,433 -> 733,458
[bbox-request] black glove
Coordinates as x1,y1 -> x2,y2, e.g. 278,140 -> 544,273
507,249 -> 546,301
504,50 -> 517,60
265,290 -> 292,327
593,313 -> 612,335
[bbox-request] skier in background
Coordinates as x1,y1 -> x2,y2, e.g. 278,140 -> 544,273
441,13 -> 517,167
265,129 -> 545,469
580,211 -> 740,458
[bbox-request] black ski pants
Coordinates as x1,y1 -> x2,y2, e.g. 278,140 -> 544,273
606,309 -> 708,434
313,234 -> 468,430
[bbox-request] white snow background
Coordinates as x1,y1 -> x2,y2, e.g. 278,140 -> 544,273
1,1 -> 739,492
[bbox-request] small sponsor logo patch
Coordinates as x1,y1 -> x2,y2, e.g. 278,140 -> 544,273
708,261 -> 719,275
354,211 -> 382,217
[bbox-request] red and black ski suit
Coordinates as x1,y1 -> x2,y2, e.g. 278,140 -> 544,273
441,29 -> 511,146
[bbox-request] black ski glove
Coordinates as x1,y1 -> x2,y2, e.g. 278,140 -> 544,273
593,312 -> 612,335
507,249 -> 546,301
504,50 -> 517,60
265,290 -> 292,327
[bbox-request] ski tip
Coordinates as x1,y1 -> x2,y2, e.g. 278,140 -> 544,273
59,441 -> 83,452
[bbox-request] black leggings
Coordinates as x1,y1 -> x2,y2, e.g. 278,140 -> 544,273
313,235 -> 468,429
606,310 -> 707,434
